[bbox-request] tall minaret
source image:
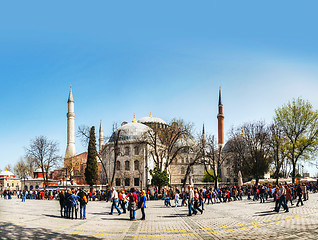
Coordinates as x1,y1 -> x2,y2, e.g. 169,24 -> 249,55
217,86 -> 224,148
65,86 -> 76,159
99,120 -> 104,153
202,123 -> 206,150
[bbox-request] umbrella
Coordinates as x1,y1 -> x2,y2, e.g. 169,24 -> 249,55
238,171 -> 243,188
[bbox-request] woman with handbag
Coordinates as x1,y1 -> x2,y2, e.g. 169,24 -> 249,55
126,188 -> 138,221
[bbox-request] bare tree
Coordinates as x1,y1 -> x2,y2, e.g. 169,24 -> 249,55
4,164 -> 12,172
13,158 -> 28,179
203,134 -> 227,189
181,136 -> 205,189
227,121 -> 272,186
141,119 -> 193,170
269,124 -> 288,185
26,136 -> 61,190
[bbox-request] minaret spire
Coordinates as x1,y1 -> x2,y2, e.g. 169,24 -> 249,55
99,120 -> 104,152
68,85 -> 74,102
65,86 -> 76,159
217,87 -> 224,148
202,122 -> 205,135
202,122 -> 206,150
218,86 -> 222,106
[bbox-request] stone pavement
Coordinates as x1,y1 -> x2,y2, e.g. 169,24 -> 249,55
1,193 -> 318,239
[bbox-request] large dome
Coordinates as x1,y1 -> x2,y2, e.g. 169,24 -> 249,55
111,122 -> 152,142
138,116 -> 167,125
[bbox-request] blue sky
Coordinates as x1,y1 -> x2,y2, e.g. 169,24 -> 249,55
1,1 -> 318,175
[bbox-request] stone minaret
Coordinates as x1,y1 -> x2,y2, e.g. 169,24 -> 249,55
217,87 -> 224,148
202,123 -> 206,151
99,120 -> 104,153
65,86 -> 76,159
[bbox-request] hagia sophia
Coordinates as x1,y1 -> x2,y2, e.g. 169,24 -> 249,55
1,86 -> 235,192
62,86 -> 234,190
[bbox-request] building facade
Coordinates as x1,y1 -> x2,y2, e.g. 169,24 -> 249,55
0,170 -> 21,191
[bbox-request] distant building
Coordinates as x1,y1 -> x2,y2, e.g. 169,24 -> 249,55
0,170 -> 21,191
22,168 -> 59,190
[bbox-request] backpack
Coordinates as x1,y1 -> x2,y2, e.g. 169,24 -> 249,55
82,195 -> 88,204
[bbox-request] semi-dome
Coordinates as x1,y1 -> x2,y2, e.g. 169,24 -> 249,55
0,170 -> 15,177
138,113 -> 167,125
110,122 -> 152,142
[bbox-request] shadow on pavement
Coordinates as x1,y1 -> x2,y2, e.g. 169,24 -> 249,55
90,211 -> 109,215
43,214 -> 64,219
101,217 -> 131,221
160,213 -> 186,218
0,221 -> 100,240
253,210 -> 278,216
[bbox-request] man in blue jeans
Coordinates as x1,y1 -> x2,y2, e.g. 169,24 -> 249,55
187,186 -> 197,216
78,188 -> 88,219
109,187 -> 121,215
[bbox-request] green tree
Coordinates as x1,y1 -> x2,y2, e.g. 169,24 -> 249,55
202,170 -> 221,182
274,98 -> 318,183
85,126 -> 99,189
149,167 -> 169,192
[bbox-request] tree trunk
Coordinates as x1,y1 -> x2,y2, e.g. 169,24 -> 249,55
182,165 -> 192,189
292,162 -> 296,184
275,169 -> 279,185
255,178 -> 259,186
214,167 -> 218,189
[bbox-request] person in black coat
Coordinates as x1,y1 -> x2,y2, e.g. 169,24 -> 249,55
58,191 -> 65,217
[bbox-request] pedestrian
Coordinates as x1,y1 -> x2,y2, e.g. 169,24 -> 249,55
194,189 -> 203,214
109,187 -> 122,215
126,188 -> 138,221
187,186 -> 197,216
174,191 -> 179,207
140,190 -> 146,220
120,190 -> 127,213
78,188 -> 88,220
296,184 -> 304,207
199,189 -> 204,210
274,186 -> 280,212
58,190 -> 65,217
276,184 -> 289,212
68,190 -> 80,219
286,185 -> 293,206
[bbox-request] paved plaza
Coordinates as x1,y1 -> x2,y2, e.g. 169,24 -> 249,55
1,194 -> 318,240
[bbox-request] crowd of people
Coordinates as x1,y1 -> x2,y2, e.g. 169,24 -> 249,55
1,182 -> 317,220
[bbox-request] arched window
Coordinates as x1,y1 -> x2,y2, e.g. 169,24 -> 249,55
134,160 -> 139,171
30,185 -> 33,190
116,161 -> 121,171
125,160 -> 130,171
134,146 -> 140,155
181,166 -> 185,174
35,185 -> 39,189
